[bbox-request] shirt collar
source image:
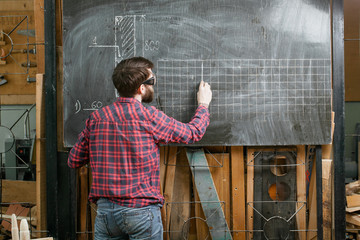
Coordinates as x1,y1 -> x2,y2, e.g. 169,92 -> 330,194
116,97 -> 141,105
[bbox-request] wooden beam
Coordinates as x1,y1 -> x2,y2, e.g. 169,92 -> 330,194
347,195 -> 360,208
169,149 -> 191,239
206,153 -> 231,230
246,148 -> 255,240
322,159 -> 333,240
56,46 -> 65,150
35,74 -> 46,238
163,147 -> 178,240
159,146 -> 167,194
78,166 -> 89,240
296,146 -> 306,240
0,1 -> 34,11
346,206 -> 360,213
1,180 -> 36,204
346,213 -> 360,227
34,0 -> 45,74
307,159 -> 317,240
0,94 -> 35,105
231,146 -> 245,240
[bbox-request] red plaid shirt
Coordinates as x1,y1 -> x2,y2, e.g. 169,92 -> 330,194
68,97 -> 210,208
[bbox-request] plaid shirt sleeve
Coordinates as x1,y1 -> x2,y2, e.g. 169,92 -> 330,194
148,105 -> 210,144
67,99 -> 210,208
68,118 -> 91,168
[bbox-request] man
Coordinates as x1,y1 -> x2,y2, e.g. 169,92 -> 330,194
68,56 -> 212,239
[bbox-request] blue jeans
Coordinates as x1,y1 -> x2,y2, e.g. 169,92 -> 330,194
94,198 -> 163,240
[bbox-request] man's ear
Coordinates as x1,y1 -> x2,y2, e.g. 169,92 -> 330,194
137,84 -> 145,94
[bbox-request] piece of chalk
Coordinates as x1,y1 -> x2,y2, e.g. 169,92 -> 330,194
19,219 -> 30,240
11,214 -> 19,240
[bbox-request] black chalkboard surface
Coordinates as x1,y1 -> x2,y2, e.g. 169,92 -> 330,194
63,0 -> 332,147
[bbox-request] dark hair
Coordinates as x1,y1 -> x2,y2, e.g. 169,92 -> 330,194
112,57 -> 154,97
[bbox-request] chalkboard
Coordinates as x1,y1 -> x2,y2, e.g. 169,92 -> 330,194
63,0 -> 332,147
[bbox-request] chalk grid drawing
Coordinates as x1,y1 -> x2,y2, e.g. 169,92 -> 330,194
155,59 -> 332,123
87,16 -> 332,125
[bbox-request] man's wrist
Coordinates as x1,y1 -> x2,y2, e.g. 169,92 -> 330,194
198,102 -> 209,108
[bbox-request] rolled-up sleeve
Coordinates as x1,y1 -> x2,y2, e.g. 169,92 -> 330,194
149,105 -> 210,144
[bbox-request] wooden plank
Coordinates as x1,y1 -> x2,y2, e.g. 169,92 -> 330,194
206,153 -> 231,230
307,158 -> 317,240
344,0 -> 360,39
186,149 -> 232,240
345,40 -> 360,101
296,146 -> 306,240
1,180 -> 36,204
89,169 -> 95,240
56,0 -> 63,46
347,213 -> 360,227
347,206 -> 360,213
159,146 -> 167,194
231,146 -> 245,240
322,159 -> 333,240
347,195 -> 360,208
193,187 -> 210,239
0,1 -> 34,11
246,148 -> 255,240
56,46 -> 65,150
346,180 -> 360,195
35,74 -> 46,238
163,146 -> 178,240
0,94 -> 35,105
169,149 -> 191,240
159,146 -> 167,236
78,166 -> 89,240
34,0 -> 45,74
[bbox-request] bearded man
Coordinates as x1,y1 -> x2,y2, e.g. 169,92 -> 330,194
68,56 -> 212,239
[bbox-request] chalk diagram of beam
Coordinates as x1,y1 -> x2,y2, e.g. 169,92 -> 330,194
88,15 -> 146,64
85,15 -> 146,110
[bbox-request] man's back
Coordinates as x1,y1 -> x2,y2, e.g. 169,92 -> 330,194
69,97 -> 210,208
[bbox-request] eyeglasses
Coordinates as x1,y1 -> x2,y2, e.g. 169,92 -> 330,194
142,76 -> 156,86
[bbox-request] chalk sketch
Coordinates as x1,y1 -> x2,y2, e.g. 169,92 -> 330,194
74,100 -> 103,114
89,15 -> 146,65
155,58 -> 331,123
63,0 -> 332,146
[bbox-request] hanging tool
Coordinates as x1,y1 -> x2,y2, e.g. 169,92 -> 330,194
16,29 -> 35,38
21,61 -> 37,68
10,47 -> 36,54
0,75 -> 8,86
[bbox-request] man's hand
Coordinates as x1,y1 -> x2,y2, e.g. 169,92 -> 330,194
197,80 -> 212,108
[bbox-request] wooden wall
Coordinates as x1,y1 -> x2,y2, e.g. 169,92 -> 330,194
344,0 -> 360,101
0,0 -> 37,105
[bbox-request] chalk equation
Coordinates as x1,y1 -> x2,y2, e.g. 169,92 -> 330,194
75,100 -> 103,114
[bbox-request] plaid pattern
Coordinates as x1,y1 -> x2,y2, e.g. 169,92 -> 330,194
68,97 -> 210,208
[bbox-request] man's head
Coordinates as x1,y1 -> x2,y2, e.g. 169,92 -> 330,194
112,57 -> 155,101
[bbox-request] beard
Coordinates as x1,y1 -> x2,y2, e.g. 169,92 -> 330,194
142,86 -> 154,103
